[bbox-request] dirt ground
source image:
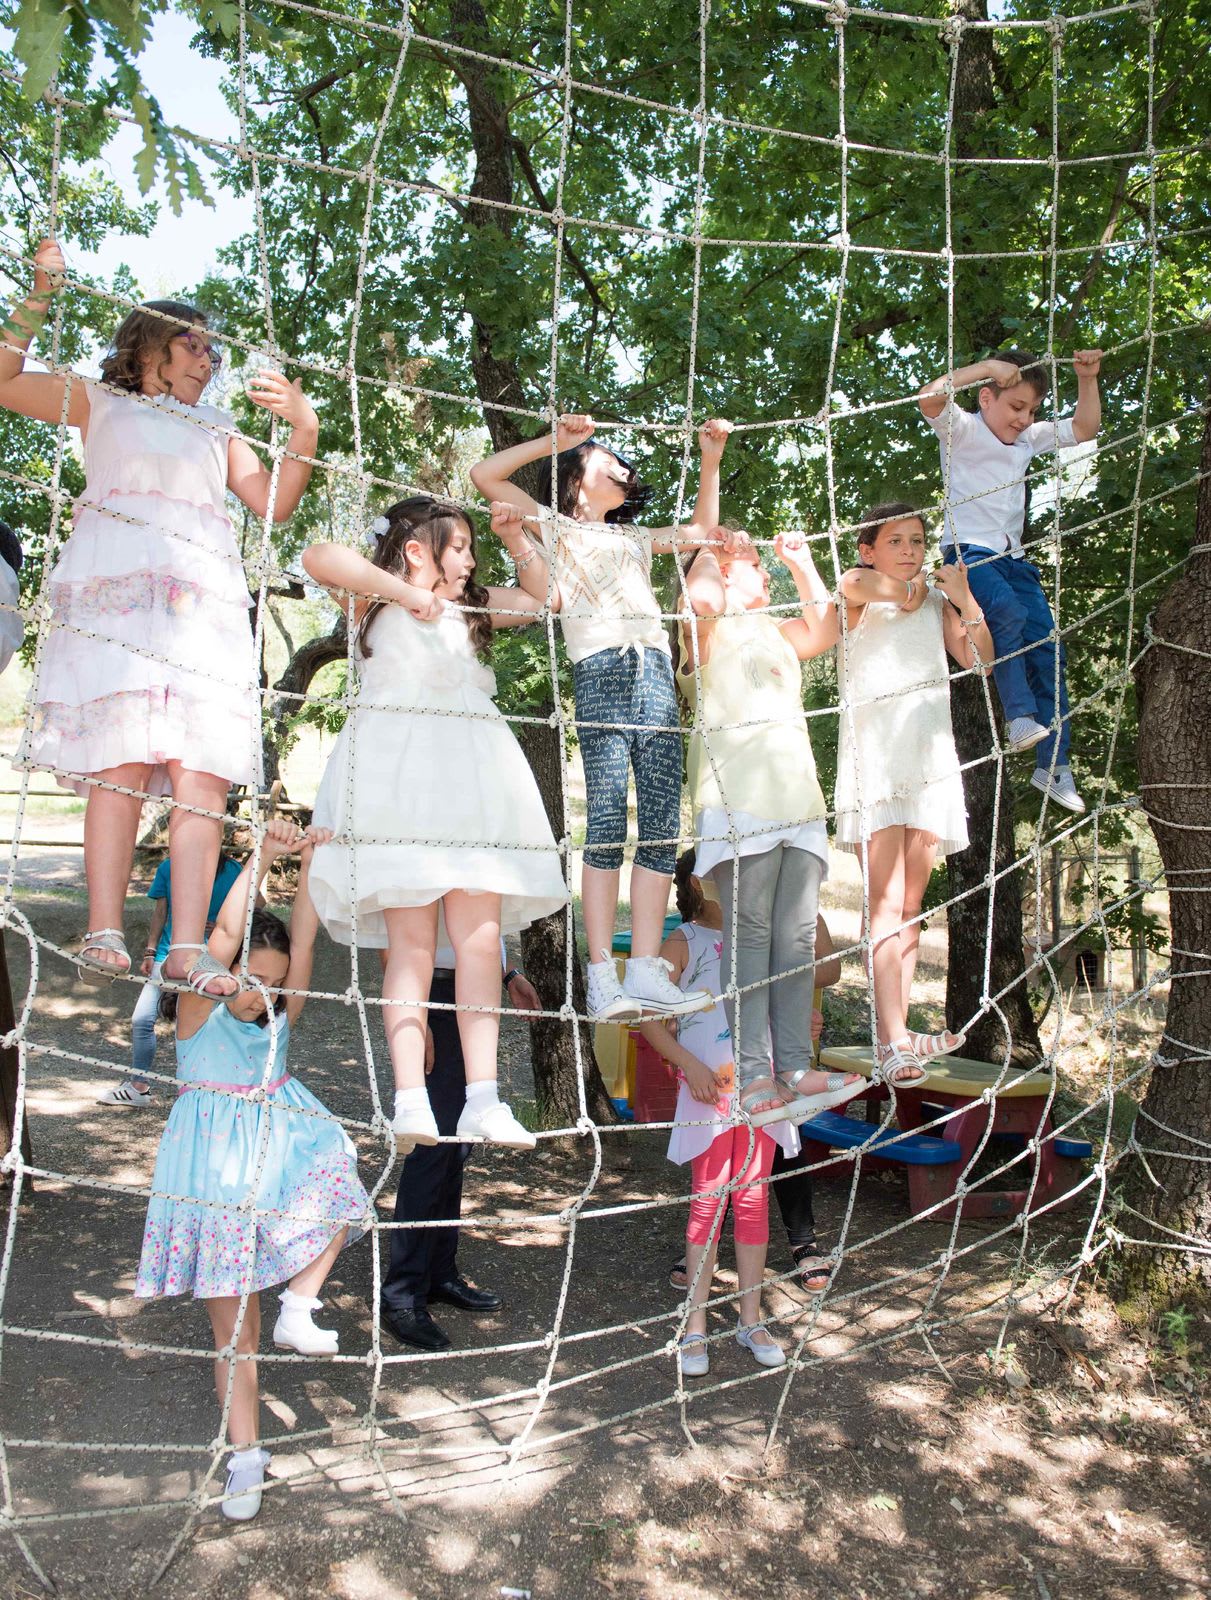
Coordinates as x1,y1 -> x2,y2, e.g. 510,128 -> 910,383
0,873 -> 1207,1600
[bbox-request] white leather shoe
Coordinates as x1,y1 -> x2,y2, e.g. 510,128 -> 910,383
273,1290 -> 339,1356
220,1448 -> 271,1522
456,1098 -> 537,1150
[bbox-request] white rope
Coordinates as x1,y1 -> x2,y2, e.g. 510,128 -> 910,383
0,0 -> 1203,1584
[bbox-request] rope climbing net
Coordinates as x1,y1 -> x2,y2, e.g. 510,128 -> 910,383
0,0 -> 1206,1585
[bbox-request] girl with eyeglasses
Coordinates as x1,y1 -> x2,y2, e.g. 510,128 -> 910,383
0,238 -> 318,1001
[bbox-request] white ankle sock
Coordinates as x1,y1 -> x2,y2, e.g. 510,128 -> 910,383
394,1087 -> 430,1118
229,1446 -> 263,1469
280,1287 -> 315,1311
464,1080 -> 501,1112
588,951 -> 613,974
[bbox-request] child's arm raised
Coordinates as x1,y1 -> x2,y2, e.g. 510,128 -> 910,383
470,413 -> 595,523
302,541 -> 443,621
226,374 -> 320,523
918,357 -> 1021,420
651,419 -> 732,554
774,532 -> 839,659
177,819 -> 305,1034
932,559 -> 995,670
489,501 -> 562,612
1070,349 -> 1103,444
283,827 -> 332,1025
677,541 -> 728,670
0,240 -> 89,430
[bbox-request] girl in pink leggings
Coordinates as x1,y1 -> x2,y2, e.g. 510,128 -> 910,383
639,856 -> 797,1377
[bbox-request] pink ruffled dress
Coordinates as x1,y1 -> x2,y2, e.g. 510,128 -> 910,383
19,382 -> 261,795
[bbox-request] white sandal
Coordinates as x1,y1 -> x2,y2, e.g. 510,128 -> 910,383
907,1028 -> 966,1061
875,1039 -> 928,1088
77,929 -> 131,987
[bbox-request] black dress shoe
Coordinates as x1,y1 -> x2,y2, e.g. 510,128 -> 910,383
380,1306 -> 452,1351
428,1276 -> 503,1312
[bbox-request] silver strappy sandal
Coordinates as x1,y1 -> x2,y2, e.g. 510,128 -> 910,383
159,942 -> 241,1002
76,928 -> 131,987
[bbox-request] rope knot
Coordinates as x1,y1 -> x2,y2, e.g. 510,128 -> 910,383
941,15 -> 965,47
1044,14 -> 1065,45
826,0 -> 849,26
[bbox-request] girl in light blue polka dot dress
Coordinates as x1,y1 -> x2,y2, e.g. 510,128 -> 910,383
135,818 -> 369,1521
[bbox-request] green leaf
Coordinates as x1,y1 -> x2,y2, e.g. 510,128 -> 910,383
12,0 -> 73,102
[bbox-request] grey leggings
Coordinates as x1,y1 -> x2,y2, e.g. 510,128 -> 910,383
710,845 -> 824,1093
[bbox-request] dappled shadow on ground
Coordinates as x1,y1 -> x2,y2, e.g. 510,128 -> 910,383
1,900 -> 1207,1599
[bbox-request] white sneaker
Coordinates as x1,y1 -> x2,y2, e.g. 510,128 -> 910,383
220,1448 -> 271,1522
586,951 -> 642,1022
456,1098 -> 537,1150
1005,716 -> 1049,754
1030,765 -> 1086,814
273,1289 -> 339,1356
623,955 -> 714,1019
392,1094 -> 439,1156
96,1080 -> 151,1106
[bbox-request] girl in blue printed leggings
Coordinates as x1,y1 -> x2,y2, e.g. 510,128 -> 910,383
472,413 -> 734,1022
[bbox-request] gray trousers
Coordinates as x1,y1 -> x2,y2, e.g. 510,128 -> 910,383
710,845 -> 824,1092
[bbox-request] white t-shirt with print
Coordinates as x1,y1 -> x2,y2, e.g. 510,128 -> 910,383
534,509 -> 670,665
928,399 -> 1077,556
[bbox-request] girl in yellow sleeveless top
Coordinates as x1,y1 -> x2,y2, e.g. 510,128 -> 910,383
677,530 -> 864,1128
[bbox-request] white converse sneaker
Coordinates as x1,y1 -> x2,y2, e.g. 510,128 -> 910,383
392,1094 -> 439,1156
586,951 -> 642,1022
623,955 -> 714,1018
1030,765 -> 1086,813
220,1447 -> 271,1522
273,1289 -> 339,1356
1005,716 -> 1049,754
456,1098 -> 537,1150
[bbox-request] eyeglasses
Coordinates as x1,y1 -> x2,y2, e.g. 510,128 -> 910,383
172,330 -> 223,371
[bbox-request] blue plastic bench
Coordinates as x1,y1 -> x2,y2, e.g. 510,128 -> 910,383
799,1109 -> 961,1165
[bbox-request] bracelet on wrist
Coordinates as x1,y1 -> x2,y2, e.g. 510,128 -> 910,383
900,578 -> 914,608
960,609 -> 986,628
504,968 -> 522,988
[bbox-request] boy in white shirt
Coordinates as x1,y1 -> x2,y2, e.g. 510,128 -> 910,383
918,348 -> 1103,814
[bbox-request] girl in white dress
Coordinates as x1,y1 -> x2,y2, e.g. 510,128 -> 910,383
303,497 -> 568,1155
835,502 -> 995,1086
0,239 -> 318,999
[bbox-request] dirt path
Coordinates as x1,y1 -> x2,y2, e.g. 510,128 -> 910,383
0,892 -> 1206,1600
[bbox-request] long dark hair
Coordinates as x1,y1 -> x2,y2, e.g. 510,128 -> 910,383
674,850 -> 706,923
534,439 -> 654,524
855,500 -> 924,560
100,300 -> 216,396
159,909 -> 291,1027
359,496 -> 493,659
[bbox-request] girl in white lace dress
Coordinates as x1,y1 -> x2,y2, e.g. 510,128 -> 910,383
835,502 -> 994,1087
0,239 -> 319,1000
303,497 -> 568,1156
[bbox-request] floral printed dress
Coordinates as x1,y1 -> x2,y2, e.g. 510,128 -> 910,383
135,1005 -> 368,1301
19,382 -> 261,795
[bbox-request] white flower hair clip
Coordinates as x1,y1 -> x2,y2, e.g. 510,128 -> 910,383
365,515 -> 390,547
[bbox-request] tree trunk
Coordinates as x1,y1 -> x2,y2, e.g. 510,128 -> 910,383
942,0 -> 1042,1065
0,934 -> 32,1187
1117,394 -> 1211,1310
262,616 -> 349,794
448,0 -> 616,1130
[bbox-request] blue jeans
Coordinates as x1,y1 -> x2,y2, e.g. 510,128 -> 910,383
130,961 -> 162,1082
946,545 -> 1071,769
572,646 -> 681,875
